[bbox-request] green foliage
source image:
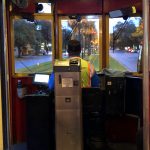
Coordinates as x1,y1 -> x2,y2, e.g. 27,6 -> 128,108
110,18 -> 143,50
132,19 -> 143,44
87,54 -> 126,71
14,20 -> 36,48
114,20 -> 136,49
37,20 -> 52,43
63,19 -> 97,55
14,19 -> 52,57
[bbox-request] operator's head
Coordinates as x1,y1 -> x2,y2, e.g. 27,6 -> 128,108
67,40 -> 81,57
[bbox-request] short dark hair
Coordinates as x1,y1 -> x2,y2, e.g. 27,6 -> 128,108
67,40 -> 81,56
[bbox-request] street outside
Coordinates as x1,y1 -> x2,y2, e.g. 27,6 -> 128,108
15,55 -> 52,70
109,49 -> 139,72
15,50 -> 139,72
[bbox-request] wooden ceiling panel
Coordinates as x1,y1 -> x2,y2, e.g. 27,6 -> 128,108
11,0 -> 142,15
57,0 -> 103,15
103,0 -> 142,14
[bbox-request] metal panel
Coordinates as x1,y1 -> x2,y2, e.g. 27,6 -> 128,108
55,96 -> 81,110
55,61 -> 83,150
56,110 -> 83,150
55,72 -> 80,96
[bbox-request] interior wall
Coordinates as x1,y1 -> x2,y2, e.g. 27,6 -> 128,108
54,0 -> 102,14
0,82 -> 3,150
103,0 -> 142,14
11,0 -> 35,14
11,77 -> 37,143
11,0 -> 142,15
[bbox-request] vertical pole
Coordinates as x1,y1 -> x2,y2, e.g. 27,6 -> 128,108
0,0 -> 11,149
0,0 -> 10,150
143,0 -> 150,149
53,1 -> 59,59
112,26 -> 115,53
102,14 -> 109,69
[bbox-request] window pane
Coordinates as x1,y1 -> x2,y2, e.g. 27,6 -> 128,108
61,16 -> 100,71
13,19 -> 53,74
109,17 -> 143,72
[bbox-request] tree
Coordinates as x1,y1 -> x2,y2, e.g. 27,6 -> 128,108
66,19 -> 97,57
132,18 -> 143,48
111,20 -> 137,50
37,20 -> 52,53
14,19 -> 53,57
14,19 -> 36,57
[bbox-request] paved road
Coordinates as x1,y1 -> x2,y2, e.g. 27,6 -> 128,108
109,50 -> 139,72
15,55 -> 52,69
15,51 -> 139,72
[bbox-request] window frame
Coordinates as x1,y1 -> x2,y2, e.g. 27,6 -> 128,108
10,13 -> 54,77
108,16 -> 143,73
58,15 -> 103,72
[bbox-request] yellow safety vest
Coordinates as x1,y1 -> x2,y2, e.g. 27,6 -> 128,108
69,57 -> 91,88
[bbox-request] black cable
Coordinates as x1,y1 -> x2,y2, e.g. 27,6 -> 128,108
114,18 -> 129,41
19,60 -> 34,73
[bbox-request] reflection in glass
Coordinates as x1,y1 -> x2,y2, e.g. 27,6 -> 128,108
61,16 -> 100,71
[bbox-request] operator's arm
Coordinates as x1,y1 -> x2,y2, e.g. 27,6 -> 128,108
89,63 -> 100,87
48,72 -> 54,91
91,72 -> 100,87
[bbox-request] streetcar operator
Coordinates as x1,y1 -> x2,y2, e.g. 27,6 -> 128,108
48,40 -> 100,90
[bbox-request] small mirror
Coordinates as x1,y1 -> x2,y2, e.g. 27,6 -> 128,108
69,15 -> 82,22
109,6 -> 136,19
